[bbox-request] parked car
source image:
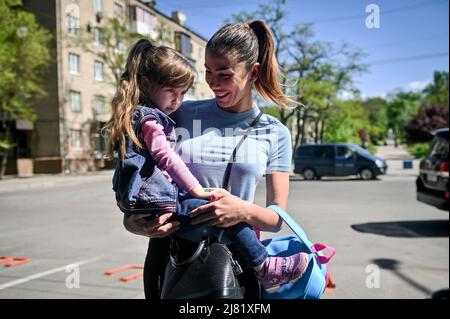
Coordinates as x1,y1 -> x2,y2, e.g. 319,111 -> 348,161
416,128 -> 449,211
294,143 -> 388,180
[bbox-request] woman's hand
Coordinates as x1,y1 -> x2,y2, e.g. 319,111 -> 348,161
189,192 -> 252,228
123,213 -> 180,238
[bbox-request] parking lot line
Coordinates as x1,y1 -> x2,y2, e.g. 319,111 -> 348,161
0,258 -> 98,291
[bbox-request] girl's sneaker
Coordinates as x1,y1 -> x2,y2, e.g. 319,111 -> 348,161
255,252 -> 309,292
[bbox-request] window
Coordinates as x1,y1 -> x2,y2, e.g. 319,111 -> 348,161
114,2 -> 123,19
336,146 -> 353,159
430,136 -> 449,161
67,14 -> 80,37
66,4 -> 80,37
175,32 -> 192,57
71,130 -> 82,149
69,53 -> 80,74
313,146 -> 334,159
94,61 -> 104,81
94,95 -> 107,114
130,6 -> 158,38
92,0 -> 103,13
93,28 -> 103,46
70,91 -> 81,113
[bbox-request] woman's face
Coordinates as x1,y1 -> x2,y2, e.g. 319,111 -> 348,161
205,51 -> 259,112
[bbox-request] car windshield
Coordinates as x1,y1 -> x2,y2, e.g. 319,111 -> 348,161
351,144 -> 373,157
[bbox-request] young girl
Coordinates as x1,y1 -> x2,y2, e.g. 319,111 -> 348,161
108,38 -> 309,292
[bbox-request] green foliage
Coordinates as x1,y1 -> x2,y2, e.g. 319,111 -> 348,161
407,143 -> 430,159
323,99 -> 371,145
361,97 -> 388,144
0,140 -> 16,151
226,1 -> 447,155
385,91 -> 421,142
423,71 -> 449,107
261,106 -> 282,120
0,0 -> 52,121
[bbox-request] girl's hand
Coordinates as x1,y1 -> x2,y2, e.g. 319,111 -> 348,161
189,186 -> 230,200
189,192 -> 252,228
189,185 -> 214,199
123,213 -> 180,238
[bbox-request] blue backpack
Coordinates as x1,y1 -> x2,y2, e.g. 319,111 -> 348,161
261,205 -> 336,299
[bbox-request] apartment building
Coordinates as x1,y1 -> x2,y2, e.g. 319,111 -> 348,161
11,0 -> 212,175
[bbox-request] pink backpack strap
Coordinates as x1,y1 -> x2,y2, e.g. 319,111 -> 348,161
311,243 -> 336,264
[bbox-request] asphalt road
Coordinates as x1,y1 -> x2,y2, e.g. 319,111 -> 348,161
0,171 -> 448,299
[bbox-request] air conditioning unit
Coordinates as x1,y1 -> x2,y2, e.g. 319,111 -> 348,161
96,12 -> 103,23
139,0 -> 156,6
87,21 -> 97,32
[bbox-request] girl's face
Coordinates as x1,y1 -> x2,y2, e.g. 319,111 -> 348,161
150,86 -> 189,115
205,51 -> 259,112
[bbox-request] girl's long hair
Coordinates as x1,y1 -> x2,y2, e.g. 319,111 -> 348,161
105,39 -> 196,161
206,20 -> 297,109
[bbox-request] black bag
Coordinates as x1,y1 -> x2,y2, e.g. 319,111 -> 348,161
160,112 -> 263,299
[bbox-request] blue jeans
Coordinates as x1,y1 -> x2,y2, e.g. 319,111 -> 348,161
173,191 -> 268,268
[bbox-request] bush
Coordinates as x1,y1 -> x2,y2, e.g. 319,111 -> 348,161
407,143 -> 430,159
404,104 -> 449,143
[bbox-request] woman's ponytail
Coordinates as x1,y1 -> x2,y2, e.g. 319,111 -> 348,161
248,20 -> 295,109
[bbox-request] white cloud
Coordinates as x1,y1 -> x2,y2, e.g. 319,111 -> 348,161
338,90 -> 367,100
407,80 -> 430,91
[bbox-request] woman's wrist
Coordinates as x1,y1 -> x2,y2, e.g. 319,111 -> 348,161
245,202 -> 282,232
243,200 -> 255,223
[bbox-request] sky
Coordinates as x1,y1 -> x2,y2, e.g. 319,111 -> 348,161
156,0 -> 449,99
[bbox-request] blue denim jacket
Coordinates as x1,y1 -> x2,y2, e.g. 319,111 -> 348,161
112,105 -> 179,215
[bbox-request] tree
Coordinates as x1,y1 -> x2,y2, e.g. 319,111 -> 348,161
228,4 -> 367,157
323,99 -> 371,146
423,71 -> 449,107
404,103 -> 449,143
0,0 -> 52,179
286,26 -> 366,148
361,97 -> 388,145
385,91 -> 421,142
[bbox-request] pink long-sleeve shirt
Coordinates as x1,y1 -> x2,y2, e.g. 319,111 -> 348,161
141,119 -> 201,193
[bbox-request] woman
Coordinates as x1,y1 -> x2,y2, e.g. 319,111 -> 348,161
123,20 -> 298,299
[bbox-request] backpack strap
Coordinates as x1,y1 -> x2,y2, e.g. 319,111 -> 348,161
222,111 -> 263,189
267,204 -> 335,264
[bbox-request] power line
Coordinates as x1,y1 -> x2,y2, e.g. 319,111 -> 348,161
368,51 -> 449,65
290,0 -> 448,24
361,34 -> 449,50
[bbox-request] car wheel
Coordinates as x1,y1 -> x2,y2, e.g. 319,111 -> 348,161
303,168 -> 316,180
360,168 -> 374,180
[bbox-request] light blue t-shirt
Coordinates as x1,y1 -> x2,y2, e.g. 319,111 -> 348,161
172,99 -> 292,203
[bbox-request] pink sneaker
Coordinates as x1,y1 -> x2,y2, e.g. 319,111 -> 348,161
255,252 -> 309,292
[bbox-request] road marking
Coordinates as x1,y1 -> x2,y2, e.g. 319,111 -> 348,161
0,258 -> 98,291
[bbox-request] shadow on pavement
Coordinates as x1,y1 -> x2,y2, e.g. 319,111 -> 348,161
371,258 -> 440,297
351,220 -> 449,238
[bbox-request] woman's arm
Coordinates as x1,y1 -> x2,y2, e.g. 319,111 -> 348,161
249,171 -> 289,231
189,172 -> 289,232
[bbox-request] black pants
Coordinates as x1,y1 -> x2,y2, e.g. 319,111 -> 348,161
143,237 -> 261,299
